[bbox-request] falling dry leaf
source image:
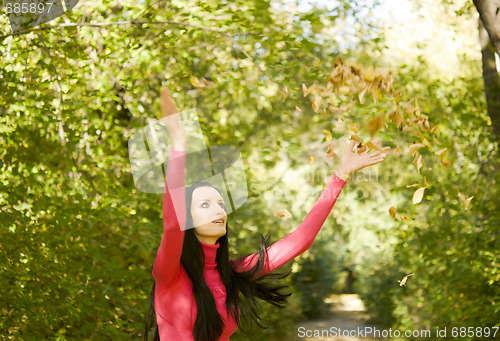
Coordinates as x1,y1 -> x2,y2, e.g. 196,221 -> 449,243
350,134 -> 361,143
414,154 -> 423,173
412,187 -> 426,204
302,84 -> 308,97
274,208 -> 293,220
366,140 -> 384,151
308,156 -> 314,164
358,86 -> 368,104
190,76 -> 214,89
362,65 -> 375,82
435,148 -> 447,158
409,143 -> 424,156
282,86 -> 289,100
311,96 -> 321,113
406,183 -> 419,188
398,273 -> 414,286
367,114 -> 385,137
334,118 -> 345,130
430,125 -> 440,138
389,110 -> 404,128
322,129 -> 332,143
357,144 -> 367,153
349,123 -> 360,134
295,106 -> 302,113
389,206 -> 396,218
458,193 -> 474,211
421,138 -> 432,150
394,145 -> 402,157
326,143 -> 336,158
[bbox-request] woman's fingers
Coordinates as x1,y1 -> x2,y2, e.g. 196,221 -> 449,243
348,140 -> 356,150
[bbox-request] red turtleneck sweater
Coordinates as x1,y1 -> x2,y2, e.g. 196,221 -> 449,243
153,149 -> 347,340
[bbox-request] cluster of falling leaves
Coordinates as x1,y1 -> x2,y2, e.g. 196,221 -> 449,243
282,56 -> 473,221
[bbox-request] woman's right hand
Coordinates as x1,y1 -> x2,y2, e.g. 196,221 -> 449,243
160,87 -> 186,147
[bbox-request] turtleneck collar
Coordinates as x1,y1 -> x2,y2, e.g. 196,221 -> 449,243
199,240 -> 220,269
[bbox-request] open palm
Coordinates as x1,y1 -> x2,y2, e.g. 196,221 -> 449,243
337,138 -> 391,179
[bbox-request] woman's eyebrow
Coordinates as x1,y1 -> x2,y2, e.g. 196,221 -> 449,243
200,198 -> 224,202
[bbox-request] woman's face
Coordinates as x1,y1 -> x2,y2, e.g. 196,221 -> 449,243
190,186 -> 227,245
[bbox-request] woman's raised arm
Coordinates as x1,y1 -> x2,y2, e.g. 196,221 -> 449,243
231,139 -> 390,277
152,88 -> 187,287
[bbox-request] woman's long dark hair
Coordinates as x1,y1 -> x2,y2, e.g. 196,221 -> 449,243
144,181 -> 292,341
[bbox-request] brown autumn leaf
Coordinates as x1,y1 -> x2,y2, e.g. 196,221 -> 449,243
433,136 -> 442,146
274,208 -> 292,220
367,114 -> 385,137
358,86 -> 368,104
322,129 -> 332,143
389,206 -> 396,218
430,125 -> 440,138
326,143 -> 336,158
458,193 -> 474,211
394,145 -> 402,157
421,138 -> 432,150
303,83 -> 317,97
357,144 -> 367,153
349,123 -> 360,134
311,96 -> 321,113
389,110 -> 404,128
282,86 -> 289,100
441,158 -> 451,168
406,183 -> 419,188
334,118 -> 345,130
366,140 -> 384,151
409,143 -> 424,156
435,148 -> 447,158
423,176 -> 430,188
190,75 -> 214,89
412,187 -> 426,204
350,134 -> 362,143
398,273 -> 414,286
414,154 -> 422,173
362,65 -> 375,82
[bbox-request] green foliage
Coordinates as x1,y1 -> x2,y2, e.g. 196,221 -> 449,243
291,238 -> 341,319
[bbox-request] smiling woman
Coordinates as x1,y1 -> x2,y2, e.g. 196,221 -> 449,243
143,87 -> 390,341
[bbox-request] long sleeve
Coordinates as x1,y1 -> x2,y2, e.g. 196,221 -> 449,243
231,173 -> 347,277
152,149 -> 187,287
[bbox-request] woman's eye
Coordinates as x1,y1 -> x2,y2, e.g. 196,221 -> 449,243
219,203 -> 224,209
201,202 -> 208,208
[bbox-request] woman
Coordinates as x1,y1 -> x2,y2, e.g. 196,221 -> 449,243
144,88 -> 390,341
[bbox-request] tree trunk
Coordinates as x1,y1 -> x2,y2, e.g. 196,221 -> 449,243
479,17 -> 500,142
474,0 -> 500,56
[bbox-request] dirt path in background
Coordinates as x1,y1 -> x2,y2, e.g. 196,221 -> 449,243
288,294 -> 385,341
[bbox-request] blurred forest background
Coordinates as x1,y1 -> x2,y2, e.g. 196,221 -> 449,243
0,0 -> 498,340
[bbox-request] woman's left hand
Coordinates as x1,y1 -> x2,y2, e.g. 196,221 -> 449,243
337,138 -> 391,180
